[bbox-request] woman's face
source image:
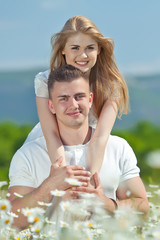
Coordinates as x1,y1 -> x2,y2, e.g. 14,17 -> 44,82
62,32 -> 100,74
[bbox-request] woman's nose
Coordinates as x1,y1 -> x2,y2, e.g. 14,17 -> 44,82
79,50 -> 87,58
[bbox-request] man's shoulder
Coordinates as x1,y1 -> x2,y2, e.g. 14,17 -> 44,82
107,134 -> 131,152
15,135 -> 46,158
109,134 -> 128,145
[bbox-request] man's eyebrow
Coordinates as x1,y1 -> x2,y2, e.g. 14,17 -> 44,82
57,94 -> 69,98
74,92 -> 86,95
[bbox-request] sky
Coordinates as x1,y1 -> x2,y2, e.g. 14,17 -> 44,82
0,0 -> 160,75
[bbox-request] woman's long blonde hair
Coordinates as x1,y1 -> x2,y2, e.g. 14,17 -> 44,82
50,15 -> 129,118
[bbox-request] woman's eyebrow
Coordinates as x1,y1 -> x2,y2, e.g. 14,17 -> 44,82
70,44 -> 96,47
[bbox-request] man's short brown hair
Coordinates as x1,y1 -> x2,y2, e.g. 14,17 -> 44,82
48,64 -> 89,99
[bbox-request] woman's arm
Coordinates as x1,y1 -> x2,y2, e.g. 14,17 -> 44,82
36,96 -> 66,165
87,100 -> 117,174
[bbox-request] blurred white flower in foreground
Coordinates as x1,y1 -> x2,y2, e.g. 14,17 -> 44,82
60,201 -> 71,211
65,178 -> 82,186
0,181 -> 8,188
146,150 -> 160,168
37,201 -> 52,207
14,192 -> 23,198
0,199 -> 11,212
149,184 -> 159,188
50,189 -> 66,197
22,207 -> 45,223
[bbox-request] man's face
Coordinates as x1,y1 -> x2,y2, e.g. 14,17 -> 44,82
48,77 -> 93,129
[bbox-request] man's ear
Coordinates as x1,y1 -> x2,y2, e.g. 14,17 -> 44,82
48,99 -> 55,114
89,92 -> 93,109
98,46 -> 101,55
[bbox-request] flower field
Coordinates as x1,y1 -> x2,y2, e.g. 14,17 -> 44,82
0,181 -> 160,240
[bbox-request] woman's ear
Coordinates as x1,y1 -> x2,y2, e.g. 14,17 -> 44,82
62,50 -> 65,55
98,46 -> 101,55
48,99 -> 55,114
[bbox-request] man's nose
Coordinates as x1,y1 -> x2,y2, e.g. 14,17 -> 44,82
69,98 -> 79,108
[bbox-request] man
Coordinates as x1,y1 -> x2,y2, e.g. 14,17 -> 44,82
8,65 -> 148,229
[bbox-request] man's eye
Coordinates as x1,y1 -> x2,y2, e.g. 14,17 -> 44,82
60,97 -> 67,101
76,95 -> 84,100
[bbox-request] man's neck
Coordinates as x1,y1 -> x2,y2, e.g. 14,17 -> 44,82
59,123 -> 92,146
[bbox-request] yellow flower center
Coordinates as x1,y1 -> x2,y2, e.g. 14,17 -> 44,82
1,204 -> 7,210
26,232 -> 31,236
5,219 -> 10,225
27,212 -> 31,215
35,228 -> 40,232
88,223 -> 93,227
34,216 -> 40,222
77,225 -> 82,229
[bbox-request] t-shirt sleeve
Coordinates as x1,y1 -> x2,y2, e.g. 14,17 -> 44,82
120,140 -> 140,182
9,150 -> 35,188
34,70 -> 50,98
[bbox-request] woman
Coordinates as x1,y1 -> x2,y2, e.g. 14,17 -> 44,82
27,15 -> 129,176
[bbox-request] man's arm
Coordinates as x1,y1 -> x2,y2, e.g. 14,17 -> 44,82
116,176 -> 149,216
8,160 -> 91,229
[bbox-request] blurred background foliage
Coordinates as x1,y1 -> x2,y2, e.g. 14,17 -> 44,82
0,121 -> 160,185
0,122 -> 33,182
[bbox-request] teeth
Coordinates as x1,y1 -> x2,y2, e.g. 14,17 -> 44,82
76,62 -> 87,65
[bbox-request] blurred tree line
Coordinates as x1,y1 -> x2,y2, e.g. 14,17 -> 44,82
0,121 -> 160,185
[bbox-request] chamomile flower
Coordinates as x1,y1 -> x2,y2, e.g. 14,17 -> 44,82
0,181 -> 8,188
146,191 -> 153,198
146,150 -> 160,168
60,201 -> 70,211
50,189 -> 66,197
0,199 -> 11,212
65,178 -> 82,186
14,192 -> 24,198
149,184 -> 159,188
79,192 -> 95,199
37,201 -> 52,207
7,211 -> 19,218
21,207 -> 32,217
22,207 -> 45,223
60,220 -> 69,228
152,231 -> 160,238
6,193 -> 11,198
0,213 -> 13,227
154,189 -> 160,196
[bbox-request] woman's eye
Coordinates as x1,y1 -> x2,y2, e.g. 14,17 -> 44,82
88,46 -> 94,50
71,47 -> 79,50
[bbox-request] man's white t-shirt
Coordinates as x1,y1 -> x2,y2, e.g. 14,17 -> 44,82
9,125 -> 140,200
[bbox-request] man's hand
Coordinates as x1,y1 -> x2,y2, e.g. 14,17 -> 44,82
71,172 -> 106,200
69,172 -> 117,213
46,158 -> 91,191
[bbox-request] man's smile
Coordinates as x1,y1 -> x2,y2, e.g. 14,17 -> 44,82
66,110 -> 82,117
